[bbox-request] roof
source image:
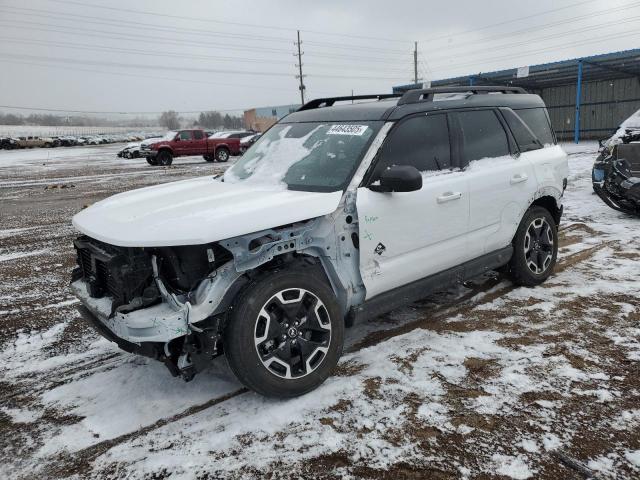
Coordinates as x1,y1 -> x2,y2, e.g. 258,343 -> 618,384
281,90 -> 545,123
428,48 -> 640,90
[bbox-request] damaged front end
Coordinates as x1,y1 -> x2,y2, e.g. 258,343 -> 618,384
70,236 -> 239,380
592,142 -> 640,216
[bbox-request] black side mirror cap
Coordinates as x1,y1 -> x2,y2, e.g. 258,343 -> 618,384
369,165 -> 423,193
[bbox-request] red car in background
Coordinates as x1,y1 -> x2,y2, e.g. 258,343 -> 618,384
142,129 -> 254,166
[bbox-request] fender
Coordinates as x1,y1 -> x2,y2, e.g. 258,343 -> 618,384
156,145 -> 174,156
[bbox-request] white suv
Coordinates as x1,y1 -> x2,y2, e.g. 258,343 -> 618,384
70,87 -> 569,397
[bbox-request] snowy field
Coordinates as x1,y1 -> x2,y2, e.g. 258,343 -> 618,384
0,142 -> 639,479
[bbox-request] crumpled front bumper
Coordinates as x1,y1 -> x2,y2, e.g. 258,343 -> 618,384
70,280 -> 189,345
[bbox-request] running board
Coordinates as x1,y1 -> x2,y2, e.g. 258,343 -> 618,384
349,246 -> 513,325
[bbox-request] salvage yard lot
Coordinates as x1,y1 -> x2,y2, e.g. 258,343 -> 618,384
0,143 -> 639,479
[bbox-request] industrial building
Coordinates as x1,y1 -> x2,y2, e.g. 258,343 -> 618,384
395,48 -> 640,143
243,104 -> 300,132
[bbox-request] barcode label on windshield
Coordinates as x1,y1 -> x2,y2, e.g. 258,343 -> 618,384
327,125 -> 368,136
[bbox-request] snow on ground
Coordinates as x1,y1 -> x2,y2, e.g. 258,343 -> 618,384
0,142 -> 639,479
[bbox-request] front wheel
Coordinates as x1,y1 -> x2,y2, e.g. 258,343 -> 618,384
224,268 -> 344,398
156,150 -> 173,166
146,156 -> 157,166
508,206 -> 558,287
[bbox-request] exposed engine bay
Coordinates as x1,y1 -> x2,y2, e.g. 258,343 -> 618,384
71,236 -> 235,380
593,130 -> 640,216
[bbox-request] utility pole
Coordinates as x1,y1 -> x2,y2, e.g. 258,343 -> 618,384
413,41 -> 418,85
295,30 -> 306,104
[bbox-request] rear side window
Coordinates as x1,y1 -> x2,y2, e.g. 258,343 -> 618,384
457,110 -> 510,163
377,114 -> 451,174
501,109 -> 542,152
515,108 -> 555,146
193,130 -> 204,140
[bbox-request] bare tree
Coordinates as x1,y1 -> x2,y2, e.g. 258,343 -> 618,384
159,111 -> 180,130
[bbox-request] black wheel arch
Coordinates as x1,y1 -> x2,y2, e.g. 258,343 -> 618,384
529,195 -> 562,226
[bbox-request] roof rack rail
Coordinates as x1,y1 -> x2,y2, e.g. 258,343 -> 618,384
298,94 -> 402,111
397,86 -> 527,105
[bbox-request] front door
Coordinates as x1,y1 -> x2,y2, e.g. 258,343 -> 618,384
175,130 -> 193,155
356,113 -> 470,300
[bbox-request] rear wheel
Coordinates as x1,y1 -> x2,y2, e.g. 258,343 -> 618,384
215,148 -> 230,162
203,154 -> 214,162
508,206 -> 558,287
224,268 -> 344,398
156,150 -> 173,166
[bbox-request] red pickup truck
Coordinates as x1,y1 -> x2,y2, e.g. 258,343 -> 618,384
141,129 -> 252,166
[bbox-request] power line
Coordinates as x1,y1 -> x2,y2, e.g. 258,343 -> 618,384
430,0 -> 640,52
0,19 -> 411,66
0,36 -> 412,73
429,28 -> 640,74
2,5 -> 414,55
0,104 -> 250,114
420,0 -> 601,43
44,0 -> 413,44
425,14 -> 640,64
0,53 -> 410,81
1,58 -> 299,93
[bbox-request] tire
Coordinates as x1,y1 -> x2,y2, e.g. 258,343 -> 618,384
203,155 -> 214,162
146,156 -> 158,166
156,150 -> 173,166
508,206 -> 558,287
215,148 -> 230,162
224,267 -> 344,398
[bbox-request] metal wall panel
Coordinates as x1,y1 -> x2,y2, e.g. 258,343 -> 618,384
541,77 -> 640,140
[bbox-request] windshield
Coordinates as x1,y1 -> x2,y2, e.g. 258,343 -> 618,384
161,131 -> 177,141
223,121 -> 382,192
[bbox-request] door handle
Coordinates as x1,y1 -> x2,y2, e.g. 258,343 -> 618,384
510,173 -> 528,185
436,191 -> 462,203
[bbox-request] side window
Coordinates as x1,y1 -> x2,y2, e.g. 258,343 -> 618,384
179,131 -> 192,140
501,109 -> 542,153
376,114 -> 451,175
457,110 -> 510,163
193,130 -> 204,140
514,108 -> 556,146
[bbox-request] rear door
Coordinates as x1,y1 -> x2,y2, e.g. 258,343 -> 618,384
191,130 -> 207,155
356,112 -> 471,299
456,109 -> 537,258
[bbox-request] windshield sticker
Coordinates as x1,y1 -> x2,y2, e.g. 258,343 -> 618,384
327,124 -> 369,136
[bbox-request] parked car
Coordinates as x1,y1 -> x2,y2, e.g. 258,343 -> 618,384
16,136 -> 47,148
592,110 -> 640,216
239,133 -> 261,154
58,136 -> 78,147
70,86 -> 568,397
140,129 -> 244,166
117,142 -> 142,159
0,137 -> 19,149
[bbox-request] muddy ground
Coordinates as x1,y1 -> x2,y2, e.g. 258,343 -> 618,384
0,143 -> 638,479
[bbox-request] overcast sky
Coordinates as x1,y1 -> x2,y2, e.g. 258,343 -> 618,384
1,0 -> 639,118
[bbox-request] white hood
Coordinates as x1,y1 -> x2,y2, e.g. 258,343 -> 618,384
72,177 -> 343,247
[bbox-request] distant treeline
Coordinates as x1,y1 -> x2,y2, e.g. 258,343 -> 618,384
196,111 -> 244,129
0,112 -> 156,127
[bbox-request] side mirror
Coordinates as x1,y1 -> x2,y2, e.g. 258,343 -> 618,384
174,136 -> 181,142
369,165 -> 422,193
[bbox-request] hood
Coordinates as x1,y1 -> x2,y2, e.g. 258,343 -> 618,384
72,177 -> 343,247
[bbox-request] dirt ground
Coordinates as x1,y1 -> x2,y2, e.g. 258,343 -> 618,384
0,143 -> 639,479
